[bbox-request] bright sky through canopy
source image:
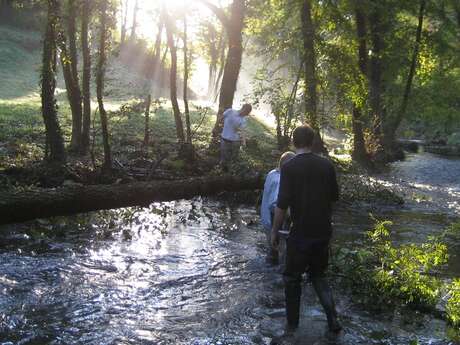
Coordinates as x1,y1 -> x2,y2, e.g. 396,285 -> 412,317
129,0 -> 231,42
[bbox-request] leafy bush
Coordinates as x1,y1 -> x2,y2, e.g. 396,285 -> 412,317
334,219 -> 448,310
447,279 -> 460,327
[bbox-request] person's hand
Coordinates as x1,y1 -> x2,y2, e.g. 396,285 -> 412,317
271,229 -> 279,250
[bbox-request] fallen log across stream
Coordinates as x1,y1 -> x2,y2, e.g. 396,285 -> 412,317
0,175 -> 264,225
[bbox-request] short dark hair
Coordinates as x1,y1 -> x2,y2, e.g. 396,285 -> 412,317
240,103 -> 252,116
292,125 -> 315,148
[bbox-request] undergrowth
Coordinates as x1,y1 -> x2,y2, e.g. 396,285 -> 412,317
333,219 -> 460,329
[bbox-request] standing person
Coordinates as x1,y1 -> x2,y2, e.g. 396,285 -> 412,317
271,125 -> 341,334
220,104 -> 252,171
260,151 -> 295,263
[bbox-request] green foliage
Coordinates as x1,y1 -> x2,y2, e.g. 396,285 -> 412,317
447,279 -> 460,327
335,218 -> 449,310
250,67 -> 302,149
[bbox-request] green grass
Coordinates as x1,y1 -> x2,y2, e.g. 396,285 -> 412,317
0,26 -> 41,100
0,24 -> 278,174
0,93 -> 278,172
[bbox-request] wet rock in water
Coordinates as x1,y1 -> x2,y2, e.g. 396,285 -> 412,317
339,174 -> 404,205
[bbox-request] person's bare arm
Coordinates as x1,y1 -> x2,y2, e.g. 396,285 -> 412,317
271,206 -> 287,250
240,131 -> 247,147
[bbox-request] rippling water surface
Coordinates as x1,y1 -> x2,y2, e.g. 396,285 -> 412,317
0,152 -> 459,344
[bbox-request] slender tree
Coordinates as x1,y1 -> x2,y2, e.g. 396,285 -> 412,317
120,0 -> 129,45
164,7 -> 185,144
213,34 -> 226,101
301,0 -> 318,129
80,0 -> 92,154
389,0 -> 426,144
96,0 -> 113,171
199,0 -> 245,144
143,19 -> 164,148
368,3 -> 386,158
300,0 -> 327,154
351,1 -> 370,163
130,0 -> 139,41
66,0 -> 83,152
143,94 -> 152,147
41,0 -> 66,163
183,14 -> 192,144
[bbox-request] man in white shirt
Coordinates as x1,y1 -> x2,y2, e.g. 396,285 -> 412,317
220,104 -> 252,171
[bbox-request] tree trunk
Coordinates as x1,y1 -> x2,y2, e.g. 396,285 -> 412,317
201,0 -> 245,144
157,45 -> 169,95
146,20 -> 164,81
351,3 -> 370,163
41,0 -> 66,164
389,0 -> 426,145
368,7 -> 386,158
130,0 -> 138,41
300,0 -> 327,155
183,15 -> 192,145
80,0 -> 91,154
206,22 -> 219,97
67,0 -> 83,152
143,94 -> 151,147
0,175 -> 264,225
120,0 -> 128,45
301,0 -> 318,130
213,34 -> 226,101
96,0 -> 112,172
165,9 -> 185,144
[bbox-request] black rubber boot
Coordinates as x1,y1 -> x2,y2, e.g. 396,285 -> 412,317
311,277 -> 342,333
284,275 -> 302,330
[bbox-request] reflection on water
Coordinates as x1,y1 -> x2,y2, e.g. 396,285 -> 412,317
376,151 -> 460,214
0,152 -> 459,344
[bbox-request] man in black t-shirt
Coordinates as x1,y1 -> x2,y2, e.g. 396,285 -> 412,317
271,125 -> 342,334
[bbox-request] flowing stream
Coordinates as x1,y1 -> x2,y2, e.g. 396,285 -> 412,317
0,152 -> 459,344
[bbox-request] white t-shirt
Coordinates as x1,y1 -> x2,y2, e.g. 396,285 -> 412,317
221,108 -> 247,142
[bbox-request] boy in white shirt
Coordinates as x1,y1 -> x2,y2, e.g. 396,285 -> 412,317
220,104 -> 252,171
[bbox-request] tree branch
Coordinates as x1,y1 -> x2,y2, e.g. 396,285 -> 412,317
196,0 -> 230,28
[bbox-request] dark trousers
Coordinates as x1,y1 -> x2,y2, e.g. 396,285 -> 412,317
283,237 -> 337,327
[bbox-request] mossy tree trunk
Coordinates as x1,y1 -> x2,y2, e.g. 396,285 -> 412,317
41,0 -> 66,164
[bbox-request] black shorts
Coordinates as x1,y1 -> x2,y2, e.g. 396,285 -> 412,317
283,237 -> 330,278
